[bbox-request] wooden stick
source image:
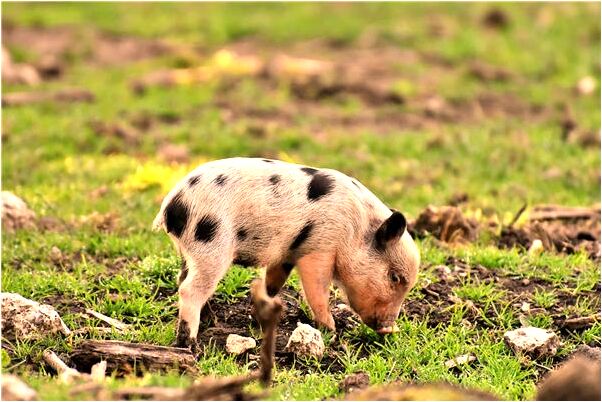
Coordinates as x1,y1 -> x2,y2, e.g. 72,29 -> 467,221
84,309 -> 131,331
42,350 -> 82,383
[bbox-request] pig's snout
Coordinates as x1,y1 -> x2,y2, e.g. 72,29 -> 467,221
376,323 -> 400,335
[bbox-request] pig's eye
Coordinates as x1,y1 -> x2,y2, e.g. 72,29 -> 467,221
389,271 -> 403,285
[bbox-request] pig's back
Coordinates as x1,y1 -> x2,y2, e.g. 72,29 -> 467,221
160,157 -> 389,265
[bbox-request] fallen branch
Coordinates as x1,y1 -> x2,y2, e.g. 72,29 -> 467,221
43,349 -> 82,384
561,313 -> 600,330
84,308 -> 131,332
529,205 -> 600,221
71,340 -> 197,374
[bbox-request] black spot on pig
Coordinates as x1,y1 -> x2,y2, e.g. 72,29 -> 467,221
214,174 -> 227,186
301,167 -> 318,175
165,191 -> 189,238
262,159 -> 275,163
269,174 -> 281,185
307,173 -> 334,201
233,254 -> 258,267
283,262 -> 294,274
352,179 -> 361,189
236,228 -> 248,241
188,175 -> 200,186
290,222 -> 314,250
195,215 -> 219,242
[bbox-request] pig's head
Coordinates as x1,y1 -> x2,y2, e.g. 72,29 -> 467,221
336,210 -> 419,334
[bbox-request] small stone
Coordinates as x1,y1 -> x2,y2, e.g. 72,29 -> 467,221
49,246 -> 64,264
1,374 -> 37,401
504,326 -> 560,358
528,239 -> 544,256
444,353 -> 476,369
225,334 -> 256,355
335,303 -> 351,312
576,76 -> 596,95
339,371 -> 370,393
285,322 -> 325,359
1,292 -> 71,340
521,278 -> 531,286
520,302 -> 531,312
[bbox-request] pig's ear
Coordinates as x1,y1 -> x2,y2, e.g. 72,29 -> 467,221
375,211 -> 406,251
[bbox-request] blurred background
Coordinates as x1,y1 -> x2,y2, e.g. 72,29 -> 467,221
2,3 -> 600,221
1,4 -> 600,400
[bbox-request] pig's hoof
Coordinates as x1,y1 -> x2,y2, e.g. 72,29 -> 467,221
189,340 -> 202,357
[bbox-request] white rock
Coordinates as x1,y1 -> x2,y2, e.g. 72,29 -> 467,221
285,322 -> 325,359
1,374 -> 37,401
225,334 -> 256,355
1,293 -> 71,340
444,353 -> 476,369
1,192 -> 36,232
576,76 -> 596,95
528,239 -> 544,256
504,326 -> 560,358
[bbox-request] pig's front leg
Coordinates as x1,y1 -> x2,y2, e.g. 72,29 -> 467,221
176,257 -> 230,354
296,252 -> 335,331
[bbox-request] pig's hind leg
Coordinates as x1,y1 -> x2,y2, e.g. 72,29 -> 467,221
176,252 -> 231,353
296,252 -> 336,331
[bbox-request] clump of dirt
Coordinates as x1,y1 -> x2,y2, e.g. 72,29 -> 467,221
345,381 -> 499,401
89,120 -> 140,146
2,24 -> 172,67
499,205 -> 601,260
536,354 -> 601,401
1,191 -> 37,232
410,205 -> 479,243
468,61 -> 513,82
76,211 -> 121,232
339,371 -> 371,394
560,105 -> 601,149
482,8 -> 510,30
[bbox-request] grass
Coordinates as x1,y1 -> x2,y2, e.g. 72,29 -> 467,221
1,2 -> 600,401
